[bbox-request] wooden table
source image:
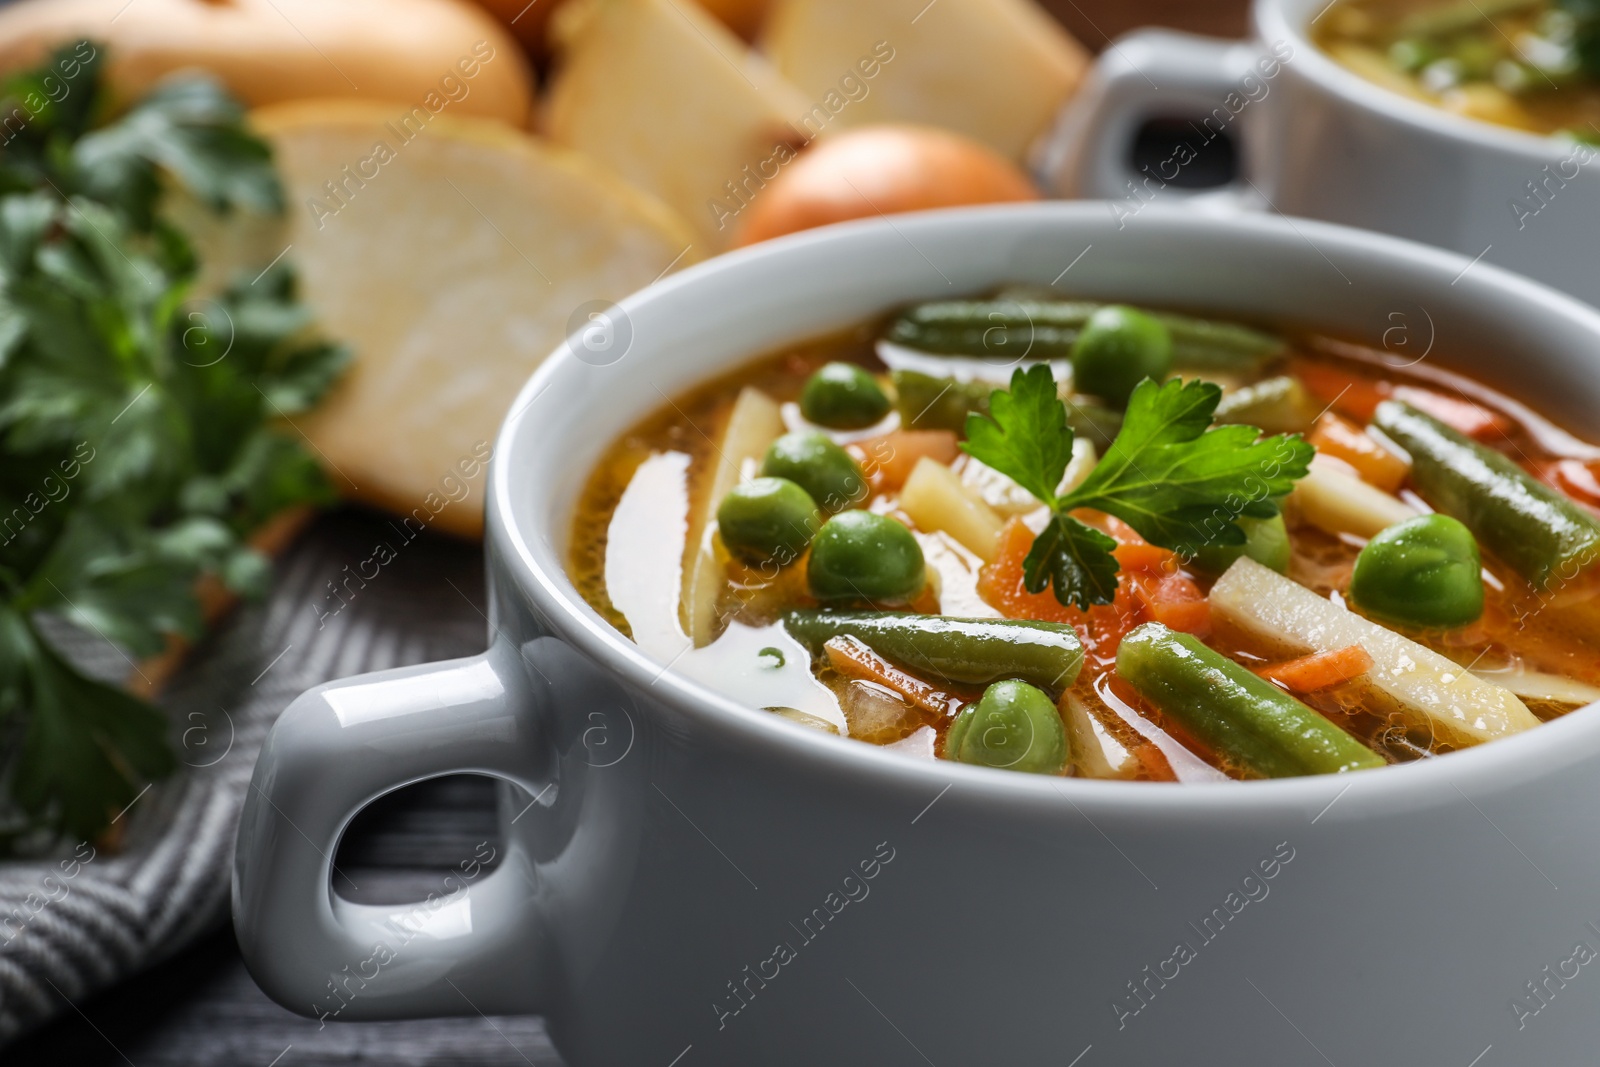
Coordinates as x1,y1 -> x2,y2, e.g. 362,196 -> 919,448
1043,0 -> 1247,45
0,2 -> 1250,1063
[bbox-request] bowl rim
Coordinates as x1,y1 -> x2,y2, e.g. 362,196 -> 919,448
1257,0 -> 1592,161
489,201 -> 1600,818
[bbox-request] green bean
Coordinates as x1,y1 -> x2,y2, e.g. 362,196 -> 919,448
1064,397 -> 1124,451
891,369 -> 994,431
885,299 -> 1283,373
1155,310 -> 1285,372
1373,400 -> 1600,590
1117,622 -> 1385,778
943,680 -> 1067,775
1190,512 -> 1291,576
885,300 -> 1098,358
892,369 -> 1122,450
783,610 -> 1084,693
1213,376 -> 1322,433
1349,513 -> 1484,628
891,368 -> 1124,453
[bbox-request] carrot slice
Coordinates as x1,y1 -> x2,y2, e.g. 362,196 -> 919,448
1294,361 -> 1389,421
1255,645 -> 1375,693
1113,541 -> 1175,573
1294,361 -> 1511,439
1392,386 -> 1511,440
1102,515 -> 1146,545
849,429 -> 959,492
978,517 -> 1082,626
1545,458 -> 1600,511
979,514 -> 1207,655
1149,598 -> 1210,635
1131,571 -> 1210,637
1307,412 -> 1409,493
1087,589 -> 1144,663
823,634 -> 956,716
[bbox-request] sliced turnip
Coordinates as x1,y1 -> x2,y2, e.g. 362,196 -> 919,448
1209,557 -> 1538,747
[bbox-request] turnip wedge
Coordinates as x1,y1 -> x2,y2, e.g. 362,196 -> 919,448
682,387 -> 785,645
1210,557 -> 1538,748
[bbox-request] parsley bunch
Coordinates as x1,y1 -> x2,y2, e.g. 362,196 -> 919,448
963,364 -> 1313,609
0,43 -> 348,849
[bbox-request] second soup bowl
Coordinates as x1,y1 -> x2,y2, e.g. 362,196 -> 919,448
236,204 -> 1600,1065
1037,0 -> 1600,308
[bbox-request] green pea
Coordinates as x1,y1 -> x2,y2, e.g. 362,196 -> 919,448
1069,305 -> 1172,407
761,431 -> 867,513
716,477 -> 821,565
807,510 -> 925,602
943,679 -> 1067,775
1388,38 -> 1437,72
1190,512 -> 1291,576
1349,514 -> 1484,629
800,362 -> 890,429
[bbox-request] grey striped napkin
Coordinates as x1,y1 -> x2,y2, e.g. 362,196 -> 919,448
0,510 -> 488,1044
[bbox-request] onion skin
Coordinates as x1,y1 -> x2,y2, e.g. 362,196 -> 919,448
731,123 -> 1038,246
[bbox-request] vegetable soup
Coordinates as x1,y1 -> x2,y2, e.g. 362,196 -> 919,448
569,292 -> 1600,782
1314,0 -> 1600,137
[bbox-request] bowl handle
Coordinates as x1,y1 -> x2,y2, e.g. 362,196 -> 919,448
232,639 -> 550,1022
1033,29 -> 1276,212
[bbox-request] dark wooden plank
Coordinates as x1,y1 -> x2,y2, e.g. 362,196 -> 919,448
335,775 -> 502,895
1042,0 -> 1250,48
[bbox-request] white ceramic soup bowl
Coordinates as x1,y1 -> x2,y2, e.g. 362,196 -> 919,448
235,204 -> 1600,1066
1036,0 -> 1600,308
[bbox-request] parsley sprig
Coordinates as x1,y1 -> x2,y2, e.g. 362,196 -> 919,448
962,364 -> 1313,610
0,43 -> 346,850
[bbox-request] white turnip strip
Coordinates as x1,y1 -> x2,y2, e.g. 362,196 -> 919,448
1061,692 -> 1141,781
900,458 -> 1003,561
681,387 -> 784,645
608,451 -> 694,661
607,450 -> 842,728
1290,454 -> 1418,540
1210,557 -> 1537,747
1472,668 -> 1600,710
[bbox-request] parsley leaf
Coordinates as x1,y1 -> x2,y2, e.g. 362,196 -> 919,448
960,362 -> 1074,504
962,366 -> 1314,609
1069,378 -> 1314,557
3,606 -> 175,844
74,74 -> 282,230
1023,514 -> 1120,607
0,42 -> 345,850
